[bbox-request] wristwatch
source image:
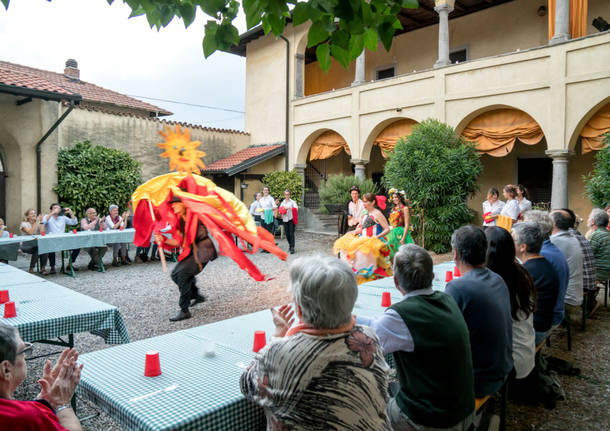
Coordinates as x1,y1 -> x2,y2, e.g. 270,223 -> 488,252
55,403 -> 71,413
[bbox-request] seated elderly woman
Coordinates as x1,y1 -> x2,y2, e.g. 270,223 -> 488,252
0,324 -> 83,430
240,255 -> 391,430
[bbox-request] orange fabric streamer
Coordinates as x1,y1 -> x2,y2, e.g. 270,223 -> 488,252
309,131 -> 351,160
548,0 -> 588,40
461,109 -> 544,157
374,119 -> 417,158
581,103 -> 610,154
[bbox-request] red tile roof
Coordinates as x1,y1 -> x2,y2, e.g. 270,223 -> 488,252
0,60 -> 172,116
202,144 -> 285,175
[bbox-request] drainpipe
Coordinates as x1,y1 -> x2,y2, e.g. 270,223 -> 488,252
36,100 -> 76,213
279,35 -> 290,171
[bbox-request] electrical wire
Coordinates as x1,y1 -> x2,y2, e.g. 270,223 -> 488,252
125,94 -> 245,114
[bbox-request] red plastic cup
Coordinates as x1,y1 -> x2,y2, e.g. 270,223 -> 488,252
120,225 -> 124,231
454,266 -> 461,277
0,290 -> 9,304
381,291 -> 392,307
9,233 -> 13,238
99,226 -> 103,232
72,229 -> 77,234
144,351 -> 162,377
253,330 -> 266,353
41,231 -> 46,236
4,301 -> 16,318
445,271 -> 453,282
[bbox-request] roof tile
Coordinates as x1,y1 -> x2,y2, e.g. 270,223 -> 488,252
202,144 -> 284,172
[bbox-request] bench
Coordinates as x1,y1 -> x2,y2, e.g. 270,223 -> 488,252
474,380 -> 508,431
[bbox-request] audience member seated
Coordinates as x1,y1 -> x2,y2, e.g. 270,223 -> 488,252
105,205 -> 130,267
357,244 -> 475,431
0,218 -> 8,238
80,208 -> 108,271
19,209 -> 48,274
445,225 -> 513,398
512,223 -> 559,344
0,324 -> 83,431
486,226 -> 536,375
522,210 -> 569,327
240,255 -> 391,430
550,210 -> 584,323
42,203 -> 80,274
586,208 -> 610,304
562,208 -> 598,313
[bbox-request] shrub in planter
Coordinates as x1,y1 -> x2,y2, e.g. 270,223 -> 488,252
584,133 -> 610,208
319,175 -> 379,213
262,170 -> 303,206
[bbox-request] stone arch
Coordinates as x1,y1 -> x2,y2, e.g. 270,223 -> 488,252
567,95 -> 610,152
361,117 -> 419,160
296,128 -> 351,165
0,128 -> 22,226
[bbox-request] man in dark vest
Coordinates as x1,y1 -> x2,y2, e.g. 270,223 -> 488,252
357,244 -> 475,431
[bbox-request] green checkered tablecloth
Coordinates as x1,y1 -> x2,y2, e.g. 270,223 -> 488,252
0,236 -> 36,261
0,265 -> 129,345
104,228 -> 136,244
76,331 -> 265,431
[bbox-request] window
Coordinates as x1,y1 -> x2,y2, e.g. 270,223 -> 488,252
375,66 -> 396,80
450,48 -> 468,64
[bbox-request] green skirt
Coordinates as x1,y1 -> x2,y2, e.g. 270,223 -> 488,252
385,227 -> 414,259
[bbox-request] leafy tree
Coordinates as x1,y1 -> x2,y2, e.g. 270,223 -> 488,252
319,174 -> 378,210
584,133 -> 610,208
1,0 -> 418,71
383,119 -> 482,253
54,141 -> 142,219
262,169 -> 303,205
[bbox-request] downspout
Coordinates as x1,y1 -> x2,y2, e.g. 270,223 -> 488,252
279,35 -> 290,171
36,100 -> 76,213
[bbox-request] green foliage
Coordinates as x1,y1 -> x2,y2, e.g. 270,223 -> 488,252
319,175 -> 379,208
54,141 -> 142,219
262,170 -> 303,205
584,133 -> 610,208
2,1 -> 419,72
383,119 -> 482,253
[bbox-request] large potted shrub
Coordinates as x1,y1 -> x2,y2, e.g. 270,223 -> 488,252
319,175 -> 379,214
584,133 -> 610,208
261,170 -> 304,205
383,119 -> 482,253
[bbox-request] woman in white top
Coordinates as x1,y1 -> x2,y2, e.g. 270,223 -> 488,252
500,184 -> 520,222
19,209 -> 48,273
105,204 -> 130,267
516,184 -> 532,218
482,187 -> 505,227
279,189 -> 298,254
249,193 -> 263,225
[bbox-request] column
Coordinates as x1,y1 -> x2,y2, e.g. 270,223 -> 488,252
294,163 -> 306,205
295,53 -> 305,98
351,159 -> 367,180
433,1 -> 454,69
546,150 -> 572,209
550,0 -> 570,45
352,51 -> 366,86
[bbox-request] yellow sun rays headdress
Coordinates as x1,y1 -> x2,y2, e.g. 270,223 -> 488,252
157,125 -> 206,175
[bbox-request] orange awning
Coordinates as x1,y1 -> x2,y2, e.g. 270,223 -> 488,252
374,119 -> 417,158
548,0 -> 588,40
462,109 -> 544,157
309,131 -> 351,160
581,103 -> 610,154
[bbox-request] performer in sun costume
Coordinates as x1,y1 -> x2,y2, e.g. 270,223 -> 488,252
333,193 -> 392,285
132,125 -> 286,321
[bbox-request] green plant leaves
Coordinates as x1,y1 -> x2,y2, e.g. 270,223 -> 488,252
584,133 -> 610,208
316,43 -> 331,71
261,170 -> 304,206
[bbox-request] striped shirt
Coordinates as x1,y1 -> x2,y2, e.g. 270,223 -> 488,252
589,228 -> 610,281
570,229 -> 597,292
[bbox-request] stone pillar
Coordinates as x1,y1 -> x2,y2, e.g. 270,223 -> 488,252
546,150 -> 572,209
295,54 -> 305,98
550,0 -> 570,45
352,51 -> 366,86
294,163 -> 306,205
434,2 -> 454,69
351,159 -> 368,180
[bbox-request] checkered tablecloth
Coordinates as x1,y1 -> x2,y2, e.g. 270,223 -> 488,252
76,331 -> 265,431
0,236 -> 36,261
0,264 -> 129,345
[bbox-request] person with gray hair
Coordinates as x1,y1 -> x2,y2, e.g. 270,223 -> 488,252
522,210 -> 570,326
357,245 -> 475,431
80,207 -> 107,271
105,204 -> 131,267
586,208 -> 610,300
512,223 -> 559,344
241,255 -> 391,430
0,324 -> 83,430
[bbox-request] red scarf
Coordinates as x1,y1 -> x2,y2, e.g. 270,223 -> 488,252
285,315 -> 356,337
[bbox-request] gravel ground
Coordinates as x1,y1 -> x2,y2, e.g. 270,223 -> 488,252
8,232 -> 609,430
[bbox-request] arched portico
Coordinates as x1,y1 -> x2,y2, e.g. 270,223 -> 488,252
567,96 -> 610,152
361,117 -> 419,161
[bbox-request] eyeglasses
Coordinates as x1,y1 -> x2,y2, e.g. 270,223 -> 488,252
17,342 -> 34,359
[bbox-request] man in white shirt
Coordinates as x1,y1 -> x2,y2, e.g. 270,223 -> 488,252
42,203 -> 80,274
279,189 -> 298,254
259,186 -> 277,235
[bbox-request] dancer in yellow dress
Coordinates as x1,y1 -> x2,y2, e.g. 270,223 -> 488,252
334,193 -> 392,284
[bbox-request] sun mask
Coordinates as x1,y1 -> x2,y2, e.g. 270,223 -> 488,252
157,125 -> 206,175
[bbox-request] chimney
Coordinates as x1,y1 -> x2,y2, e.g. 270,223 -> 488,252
64,59 -> 80,81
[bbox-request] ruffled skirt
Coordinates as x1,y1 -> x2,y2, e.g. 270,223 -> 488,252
333,234 -> 392,284
385,226 -> 414,260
